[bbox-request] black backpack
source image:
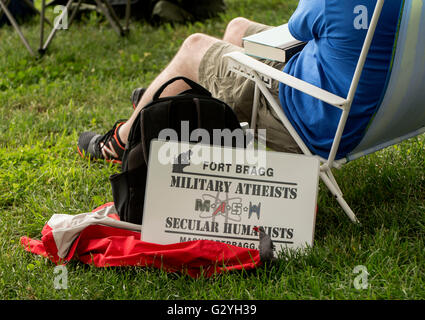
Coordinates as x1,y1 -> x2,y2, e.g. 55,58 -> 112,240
109,77 -> 244,225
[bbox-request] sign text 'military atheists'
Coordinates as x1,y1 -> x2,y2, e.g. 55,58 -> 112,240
169,175 -> 298,199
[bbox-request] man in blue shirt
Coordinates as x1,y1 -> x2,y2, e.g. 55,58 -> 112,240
282,0 -> 403,159
78,0 -> 402,164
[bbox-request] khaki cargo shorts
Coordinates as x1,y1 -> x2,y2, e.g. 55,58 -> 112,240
198,23 -> 302,154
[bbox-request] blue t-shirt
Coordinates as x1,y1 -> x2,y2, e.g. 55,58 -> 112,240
279,0 -> 402,159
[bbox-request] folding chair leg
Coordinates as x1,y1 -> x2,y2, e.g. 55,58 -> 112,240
0,0 -> 35,56
68,0 -> 83,26
320,172 -> 360,223
94,0 -> 124,36
323,168 -> 343,196
0,0 -> 9,21
21,0 -> 51,26
39,0 -> 45,50
124,0 -> 131,32
250,84 -> 260,130
40,0 -> 76,54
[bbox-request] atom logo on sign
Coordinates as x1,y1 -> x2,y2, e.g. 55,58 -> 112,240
197,192 -> 243,223
213,202 -> 226,216
195,192 -> 261,221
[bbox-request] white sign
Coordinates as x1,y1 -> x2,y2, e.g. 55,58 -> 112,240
141,140 -> 319,253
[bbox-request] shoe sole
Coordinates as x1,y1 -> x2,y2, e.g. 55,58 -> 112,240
77,145 -> 122,165
131,88 -> 146,110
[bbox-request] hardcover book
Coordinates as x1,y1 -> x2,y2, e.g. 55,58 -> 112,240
243,24 -> 306,63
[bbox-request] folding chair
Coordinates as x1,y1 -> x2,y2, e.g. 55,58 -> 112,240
0,0 -> 51,56
38,0 -> 131,55
224,0 -> 425,223
0,0 -> 131,57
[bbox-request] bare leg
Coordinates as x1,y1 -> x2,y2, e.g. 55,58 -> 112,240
118,18 -> 257,144
118,33 -> 220,143
77,18 -> 271,163
222,17 -> 254,47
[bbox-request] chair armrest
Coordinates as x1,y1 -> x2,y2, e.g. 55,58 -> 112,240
224,51 -> 348,109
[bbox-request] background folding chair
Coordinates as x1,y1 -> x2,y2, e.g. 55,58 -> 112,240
224,0 -> 425,223
0,0 -> 49,56
38,0 -> 131,55
0,0 -> 131,56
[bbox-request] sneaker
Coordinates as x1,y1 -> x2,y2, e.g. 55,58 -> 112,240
77,120 -> 127,164
131,87 -> 146,110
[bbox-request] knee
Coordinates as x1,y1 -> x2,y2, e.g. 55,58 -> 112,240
177,33 -> 215,70
224,17 -> 251,37
182,33 -> 208,52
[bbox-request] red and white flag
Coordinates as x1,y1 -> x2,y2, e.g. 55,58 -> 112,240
21,203 -> 262,278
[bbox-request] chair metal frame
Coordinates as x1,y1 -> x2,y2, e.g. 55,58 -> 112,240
0,0 -> 131,57
224,0 -> 389,223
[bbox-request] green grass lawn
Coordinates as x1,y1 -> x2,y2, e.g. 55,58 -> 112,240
1,0 -> 424,300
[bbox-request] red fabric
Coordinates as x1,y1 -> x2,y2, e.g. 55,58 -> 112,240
20,207 -> 261,278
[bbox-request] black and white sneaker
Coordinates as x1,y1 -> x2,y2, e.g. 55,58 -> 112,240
77,120 -> 127,164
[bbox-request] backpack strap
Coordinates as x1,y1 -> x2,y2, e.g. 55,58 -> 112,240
152,76 -> 212,101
